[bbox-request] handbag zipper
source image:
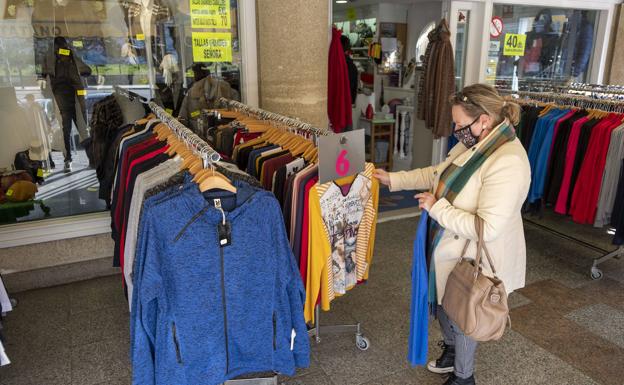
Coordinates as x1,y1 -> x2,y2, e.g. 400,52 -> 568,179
172,322 -> 182,364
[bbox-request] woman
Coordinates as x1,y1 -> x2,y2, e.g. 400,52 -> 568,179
374,84 -> 531,385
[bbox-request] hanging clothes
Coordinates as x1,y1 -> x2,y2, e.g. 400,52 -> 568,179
408,212 -> 429,367
328,27 -> 353,133
611,160 -> 624,245
417,19 -> 455,138
595,126 -> 624,227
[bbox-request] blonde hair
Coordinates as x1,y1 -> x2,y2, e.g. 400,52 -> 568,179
450,84 -> 521,126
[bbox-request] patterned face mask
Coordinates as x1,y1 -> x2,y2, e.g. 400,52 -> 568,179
453,117 -> 480,148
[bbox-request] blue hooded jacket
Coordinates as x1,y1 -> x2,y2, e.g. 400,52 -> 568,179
132,178 -> 310,385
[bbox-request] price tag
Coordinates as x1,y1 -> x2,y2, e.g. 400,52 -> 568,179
503,33 -> 526,56
318,129 -> 365,184
5,189 -> 13,197
58,48 -> 70,56
76,89 -> 87,96
37,168 -> 43,177
72,40 -> 84,48
136,33 -> 145,41
190,0 -> 230,29
165,108 -> 173,115
191,110 -> 200,118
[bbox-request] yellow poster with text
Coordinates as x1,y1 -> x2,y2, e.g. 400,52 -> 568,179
192,32 -> 232,62
503,33 -> 526,57
190,0 -> 230,29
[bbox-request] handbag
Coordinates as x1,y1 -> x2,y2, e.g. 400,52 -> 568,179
441,216 -> 509,342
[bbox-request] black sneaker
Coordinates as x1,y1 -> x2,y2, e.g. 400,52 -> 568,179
443,373 -> 475,385
64,161 -> 72,173
427,341 -> 455,374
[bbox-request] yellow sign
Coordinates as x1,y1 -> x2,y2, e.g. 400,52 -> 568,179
37,168 -> 43,177
58,48 -> 70,56
190,0 -> 230,29
5,189 -> 13,197
346,7 -> 357,22
191,110 -> 200,118
77,89 -> 87,96
192,32 -> 232,62
72,40 -> 83,48
503,33 -> 526,56
136,33 -> 145,41
165,108 -> 173,115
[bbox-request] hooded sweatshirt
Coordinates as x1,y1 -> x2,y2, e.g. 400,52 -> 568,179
132,178 -> 310,385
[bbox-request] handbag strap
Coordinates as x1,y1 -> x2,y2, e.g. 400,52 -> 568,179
459,216 -> 499,277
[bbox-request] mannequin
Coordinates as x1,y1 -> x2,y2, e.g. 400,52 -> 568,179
38,36 -> 91,172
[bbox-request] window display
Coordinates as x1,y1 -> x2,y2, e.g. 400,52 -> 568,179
0,0 -> 243,225
487,5 -> 598,89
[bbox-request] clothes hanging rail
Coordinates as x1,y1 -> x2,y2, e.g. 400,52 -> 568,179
218,98 -> 332,137
499,89 -> 624,280
218,98 -> 371,351
113,85 -> 148,103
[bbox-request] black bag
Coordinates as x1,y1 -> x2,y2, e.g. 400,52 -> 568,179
14,150 -> 44,184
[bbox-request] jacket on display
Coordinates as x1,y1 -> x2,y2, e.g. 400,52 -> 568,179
389,123 -> 531,303
178,76 -> 238,132
328,27 -> 353,133
132,180 -> 310,385
417,19 -> 455,138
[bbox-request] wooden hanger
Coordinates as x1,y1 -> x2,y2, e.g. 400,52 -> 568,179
198,167 -> 237,193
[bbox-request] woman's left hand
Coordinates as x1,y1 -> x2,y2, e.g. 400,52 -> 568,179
415,192 -> 437,212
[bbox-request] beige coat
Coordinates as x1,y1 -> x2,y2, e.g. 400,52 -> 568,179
389,131 -> 531,303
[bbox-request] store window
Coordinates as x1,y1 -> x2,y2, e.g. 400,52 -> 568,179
0,0 -> 242,225
487,5 -> 598,89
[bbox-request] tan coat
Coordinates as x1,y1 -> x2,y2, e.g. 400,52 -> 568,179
389,131 -> 531,303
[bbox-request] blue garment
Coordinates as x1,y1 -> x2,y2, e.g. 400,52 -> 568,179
527,109 -> 569,203
245,145 -> 278,176
132,178 -> 310,385
408,212 -> 429,366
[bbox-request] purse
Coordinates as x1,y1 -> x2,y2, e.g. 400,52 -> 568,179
441,216 -> 509,342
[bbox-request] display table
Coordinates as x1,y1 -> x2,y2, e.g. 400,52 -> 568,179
359,117 -> 395,170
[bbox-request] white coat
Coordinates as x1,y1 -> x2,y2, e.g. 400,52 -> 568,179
389,123 -> 531,303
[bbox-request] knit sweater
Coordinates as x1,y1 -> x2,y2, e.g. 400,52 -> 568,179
132,179 -> 310,385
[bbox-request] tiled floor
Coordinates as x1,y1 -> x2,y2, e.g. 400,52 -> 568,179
2,217 -> 624,385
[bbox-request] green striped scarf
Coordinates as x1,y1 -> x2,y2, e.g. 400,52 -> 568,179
428,121 -> 516,308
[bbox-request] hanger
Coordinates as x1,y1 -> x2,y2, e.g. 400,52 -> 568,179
197,148 -> 237,193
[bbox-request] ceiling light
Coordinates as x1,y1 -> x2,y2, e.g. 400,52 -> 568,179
336,0 -> 348,3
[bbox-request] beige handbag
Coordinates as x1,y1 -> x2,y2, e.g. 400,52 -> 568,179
441,216 -> 509,342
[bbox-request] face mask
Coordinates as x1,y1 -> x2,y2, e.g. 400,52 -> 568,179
453,118 -> 480,148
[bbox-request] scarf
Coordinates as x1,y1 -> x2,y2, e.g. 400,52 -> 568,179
427,121 -> 517,310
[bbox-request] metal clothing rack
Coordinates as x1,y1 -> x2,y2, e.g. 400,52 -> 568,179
219,98 -> 371,351
112,93 -> 276,385
499,88 -> 624,280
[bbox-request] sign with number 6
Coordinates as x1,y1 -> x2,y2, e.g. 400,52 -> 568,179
319,129 -> 365,184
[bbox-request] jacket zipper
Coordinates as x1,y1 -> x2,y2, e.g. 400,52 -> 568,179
220,246 -> 230,373
272,311 -> 277,350
172,322 -> 182,364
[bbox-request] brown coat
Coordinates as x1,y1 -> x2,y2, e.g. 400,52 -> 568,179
417,19 -> 455,138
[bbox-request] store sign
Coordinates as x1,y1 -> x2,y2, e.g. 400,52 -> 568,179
318,129 -> 365,184
190,0 -> 230,29
503,33 -> 526,56
192,32 -> 232,62
136,33 -> 145,41
346,7 -> 357,22
490,16 -> 504,38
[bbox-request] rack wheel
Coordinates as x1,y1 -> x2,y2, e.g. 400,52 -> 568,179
356,335 -> 370,351
590,267 -> 603,280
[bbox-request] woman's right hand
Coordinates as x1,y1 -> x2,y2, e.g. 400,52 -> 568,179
373,168 -> 391,187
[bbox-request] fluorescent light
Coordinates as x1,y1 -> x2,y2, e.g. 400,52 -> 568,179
336,0 -> 348,3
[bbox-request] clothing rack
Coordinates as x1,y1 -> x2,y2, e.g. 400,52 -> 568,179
218,98 -> 332,138
112,93 -> 279,385
219,98 -> 371,351
501,89 -> 624,280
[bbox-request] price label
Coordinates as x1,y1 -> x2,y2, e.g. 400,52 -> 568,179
190,0 -> 230,29
37,168 -> 43,177
165,108 -> 173,115
72,40 -> 84,48
318,129 -> 365,184
192,32 -> 232,63
191,110 -> 200,118
136,33 -> 145,41
503,33 -> 526,56
76,89 -> 87,96
58,48 -> 70,56
5,189 -> 13,197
